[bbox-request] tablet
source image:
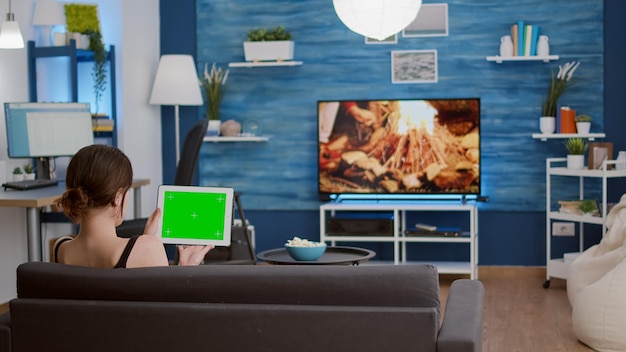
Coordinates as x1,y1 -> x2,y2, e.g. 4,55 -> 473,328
156,185 -> 234,246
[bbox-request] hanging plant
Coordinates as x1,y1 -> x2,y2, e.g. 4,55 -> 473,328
64,4 -> 107,114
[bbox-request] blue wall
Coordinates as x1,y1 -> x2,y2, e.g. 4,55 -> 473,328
160,0 -> 626,265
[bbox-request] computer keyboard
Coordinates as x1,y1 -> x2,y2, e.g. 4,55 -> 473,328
2,179 -> 59,191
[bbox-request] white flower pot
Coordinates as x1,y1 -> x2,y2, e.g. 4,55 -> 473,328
206,120 -> 221,136
243,41 -> 294,62
540,116 -> 556,134
567,154 -> 585,169
23,173 -> 35,181
576,122 -> 591,134
12,174 -> 24,182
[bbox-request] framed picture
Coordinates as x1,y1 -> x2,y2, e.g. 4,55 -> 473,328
588,142 -> 614,170
391,50 -> 438,84
364,34 -> 397,45
402,3 -> 449,38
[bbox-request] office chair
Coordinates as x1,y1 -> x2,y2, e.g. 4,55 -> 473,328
116,119 -> 208,237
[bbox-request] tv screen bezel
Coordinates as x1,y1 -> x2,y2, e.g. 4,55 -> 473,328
317,98 -> 481,202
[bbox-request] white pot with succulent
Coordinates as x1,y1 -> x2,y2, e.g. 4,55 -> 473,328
575,114 -> 592,135
12,167 -> 23,181
201,62 -> 229,136
564,137 -> 588,169
23,164 -> 35,180
243,26 -> 293,62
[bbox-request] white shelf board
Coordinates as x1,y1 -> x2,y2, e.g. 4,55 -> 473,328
203,136 -> 269,142
362,260 -> 472,275
532,132 -> 605,141
228,61 -> 303,68
486,55 -> 559,63
547,166 -> 626,178
548,211 -> 604,224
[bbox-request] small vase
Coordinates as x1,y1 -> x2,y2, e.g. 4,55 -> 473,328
537,35 -> 549,56
206,120 -> 221,136
576,122 -> 591,135
540,116 -> 556,134
500,35 -> 513,57
567,154 -> 585,169
616,151 -> 626,171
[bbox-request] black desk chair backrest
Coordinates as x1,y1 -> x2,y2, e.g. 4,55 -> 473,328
174,119 -> 208,186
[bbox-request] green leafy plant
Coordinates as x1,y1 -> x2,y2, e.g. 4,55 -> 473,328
542,61 -> 581,117
575,114 -> 592,122
23,164 -> 33,174
247,26 -> 292,41
579,199 -> 597,214
563,137 -> 588,155
12,167 -> 22,175
64,4 -> 107,114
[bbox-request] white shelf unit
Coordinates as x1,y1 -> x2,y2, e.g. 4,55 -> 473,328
203,136 -> 269,142
228,61 -> 303,68
319,201 -> 479,279
486,55 -> 559,63
544,157 -> 626,287
532,133 -> 605,141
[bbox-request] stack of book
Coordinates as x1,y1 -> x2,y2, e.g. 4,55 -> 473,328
510,21 -> 541,56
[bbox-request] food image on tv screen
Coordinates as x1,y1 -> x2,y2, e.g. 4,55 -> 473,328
318,99 -> 480,198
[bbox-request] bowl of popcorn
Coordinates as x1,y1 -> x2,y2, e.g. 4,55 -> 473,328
285,236 -> 327,261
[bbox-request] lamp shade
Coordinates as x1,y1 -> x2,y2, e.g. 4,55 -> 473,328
0,18 -> 24,49
333,0 -> 422,41
32,0 -> 65,26
149,55 -> 203,106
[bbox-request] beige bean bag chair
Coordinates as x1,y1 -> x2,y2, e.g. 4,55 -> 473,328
567,194 -> 626,351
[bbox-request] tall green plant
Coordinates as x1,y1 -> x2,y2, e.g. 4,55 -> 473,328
201,63 -> 229,120
542,61 -> 580,117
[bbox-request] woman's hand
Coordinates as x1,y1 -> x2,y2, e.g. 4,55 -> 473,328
143,208 -> 162,237
177,244 -> 214,266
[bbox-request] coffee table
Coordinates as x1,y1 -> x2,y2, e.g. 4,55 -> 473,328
256,246 -> 375,265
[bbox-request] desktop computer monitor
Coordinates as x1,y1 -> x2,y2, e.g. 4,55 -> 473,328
4,102 -> 94,179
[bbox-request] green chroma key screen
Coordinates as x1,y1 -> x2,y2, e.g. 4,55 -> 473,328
161,191 -> 228,241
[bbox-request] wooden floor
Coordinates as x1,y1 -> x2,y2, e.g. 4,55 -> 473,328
0,267 -> 594,351
441,267 -> 593,352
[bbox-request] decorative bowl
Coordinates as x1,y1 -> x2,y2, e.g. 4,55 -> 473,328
285,243 -> 327,261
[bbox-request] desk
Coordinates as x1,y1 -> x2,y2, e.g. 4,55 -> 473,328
0,178 -> 150,261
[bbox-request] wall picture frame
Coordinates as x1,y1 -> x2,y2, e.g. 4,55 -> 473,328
391,50 -> 438,84
402,3 -> 449,38
588,142 -> 614,170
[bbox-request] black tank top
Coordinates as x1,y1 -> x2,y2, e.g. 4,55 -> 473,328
54,235 -> 140,269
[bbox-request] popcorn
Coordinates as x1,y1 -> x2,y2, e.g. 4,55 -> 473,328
285,236 -> 324,247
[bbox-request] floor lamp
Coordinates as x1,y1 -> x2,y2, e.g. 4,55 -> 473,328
149,55 -> 203,163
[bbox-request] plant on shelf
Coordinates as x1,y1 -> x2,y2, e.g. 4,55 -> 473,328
246,26 -> 292,41
244,26 -> 294,62
12,167 -> 22,175
575,114 -> 592,134
563,137 -> 588,155
200,63 -> 229,121
542,61 -> 581,117
64,4 -> 107,115
23,163 -> 35,180
563,137 -> 588,169
575,114 -> 592,122
579,199 -> 598,215
12,166 -> 23,181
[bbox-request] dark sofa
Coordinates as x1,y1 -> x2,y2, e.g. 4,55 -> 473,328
0,262 -> 484,352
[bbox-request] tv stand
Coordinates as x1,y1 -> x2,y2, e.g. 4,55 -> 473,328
320,200 -> 479,279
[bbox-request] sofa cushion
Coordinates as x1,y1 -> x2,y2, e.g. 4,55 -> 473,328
17,262 -> 440,311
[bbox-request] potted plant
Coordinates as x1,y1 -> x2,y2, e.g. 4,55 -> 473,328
243,26 -> 294,62
540,61 -> 580,133
575,114 -> 592,135
12,167 -> 23,182
200,63 -> 229,135
563,137 -> 588,169
23,164 -> 35,180
65,4 -> 108,115
579,199 -> 598,216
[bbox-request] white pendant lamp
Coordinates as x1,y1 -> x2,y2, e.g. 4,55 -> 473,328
333,0 -> 422,41
0,0 -> 24,49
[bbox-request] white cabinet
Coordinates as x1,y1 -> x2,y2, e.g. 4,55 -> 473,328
319,201 -> 479,279
544,157 -> 626,288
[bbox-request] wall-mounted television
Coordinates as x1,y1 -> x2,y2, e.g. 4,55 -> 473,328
318,98 -> 480,201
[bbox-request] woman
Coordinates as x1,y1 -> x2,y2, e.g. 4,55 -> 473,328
53,144 -> 212,268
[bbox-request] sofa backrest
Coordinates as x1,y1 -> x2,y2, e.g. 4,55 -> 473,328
17,262 -> 440,311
